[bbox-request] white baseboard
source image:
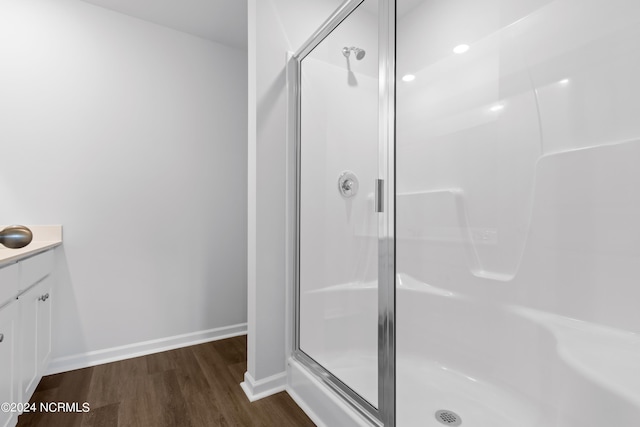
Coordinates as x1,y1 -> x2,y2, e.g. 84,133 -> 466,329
240,371 -> 287,402
46,323 -> 247,375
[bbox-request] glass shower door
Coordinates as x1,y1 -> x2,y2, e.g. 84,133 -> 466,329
296,0 -> 380,412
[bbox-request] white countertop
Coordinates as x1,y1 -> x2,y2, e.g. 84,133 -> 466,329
0,225 -> 62,266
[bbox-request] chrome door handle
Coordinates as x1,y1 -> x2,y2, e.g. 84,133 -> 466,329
375,179 -> 384,213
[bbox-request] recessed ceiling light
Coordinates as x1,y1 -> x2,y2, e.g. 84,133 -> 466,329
559,78 -> 570,85
453,44 -> 470,54
489,104 -> 504,112
402,74 -> 416,82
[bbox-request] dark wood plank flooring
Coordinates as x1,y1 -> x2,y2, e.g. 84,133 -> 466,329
17,336 -> 315,427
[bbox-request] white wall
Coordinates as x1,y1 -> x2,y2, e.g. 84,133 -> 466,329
0,0 -> 248,369
246,0 -> 344,395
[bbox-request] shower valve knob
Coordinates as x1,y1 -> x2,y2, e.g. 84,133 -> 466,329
338,171 -> 359,198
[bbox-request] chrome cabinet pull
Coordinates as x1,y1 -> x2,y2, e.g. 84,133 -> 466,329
0,333 -> 4,343
38,293 -> 50,302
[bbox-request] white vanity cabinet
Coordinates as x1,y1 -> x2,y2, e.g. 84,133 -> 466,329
0,302 -> 18,427
18,275 -> 53,401
0,264 -> 19,427
0,264 -> 18,310
0,248 -> 55,427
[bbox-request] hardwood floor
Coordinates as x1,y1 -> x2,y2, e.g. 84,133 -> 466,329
17,336 -> 315,427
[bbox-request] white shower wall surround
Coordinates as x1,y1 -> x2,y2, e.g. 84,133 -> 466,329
288,0 -> 640,426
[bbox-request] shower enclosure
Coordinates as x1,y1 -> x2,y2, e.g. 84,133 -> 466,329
290,0 -> 640,425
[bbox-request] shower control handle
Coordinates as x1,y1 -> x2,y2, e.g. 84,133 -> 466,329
342,179 -> 355,192
338,171 -> 359,198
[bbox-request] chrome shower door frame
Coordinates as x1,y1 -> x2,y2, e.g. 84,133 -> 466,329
289,0 -> 396,425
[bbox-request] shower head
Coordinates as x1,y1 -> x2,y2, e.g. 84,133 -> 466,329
342,46 -> 366,60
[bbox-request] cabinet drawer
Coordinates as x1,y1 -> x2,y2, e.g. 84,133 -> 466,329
19,250 -> 54,291
0,263 -> 18,307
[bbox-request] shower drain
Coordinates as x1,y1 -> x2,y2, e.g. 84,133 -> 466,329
435,410 -> 462,426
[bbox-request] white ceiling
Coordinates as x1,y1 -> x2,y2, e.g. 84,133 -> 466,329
81,0 -> 247,50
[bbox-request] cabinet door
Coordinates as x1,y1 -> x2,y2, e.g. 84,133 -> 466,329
19,278 -> 52,404
0,301 -> 18,427
18,284 -> 39,402
36,277 -> 52,371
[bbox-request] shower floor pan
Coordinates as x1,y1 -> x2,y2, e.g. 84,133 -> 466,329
308,275 -> 640,426
395,357 -> 546,427
325,353 -> 546,426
